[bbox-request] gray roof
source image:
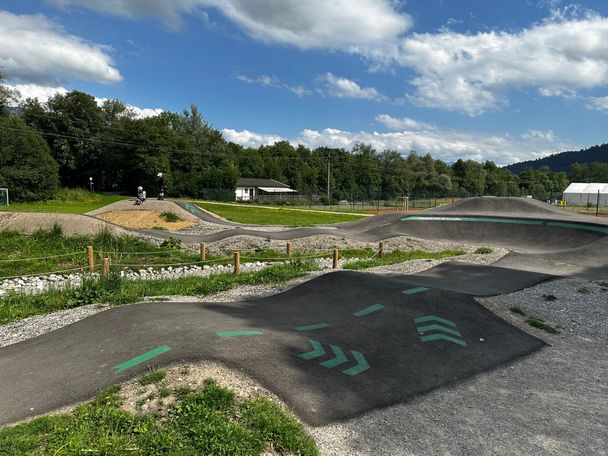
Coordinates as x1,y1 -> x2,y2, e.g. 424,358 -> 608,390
236,178 -> 291,189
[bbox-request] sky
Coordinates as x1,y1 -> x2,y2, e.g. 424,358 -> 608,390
2,0 -> 608,165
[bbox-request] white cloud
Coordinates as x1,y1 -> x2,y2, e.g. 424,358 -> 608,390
319,73 -> 387,102
375,114 -> 433,130
6,83 -> 162,119
235,74 -> 311,97
48,0 -> 412,49
222,128 -> 284,148
0,11 -> 121,85
223,120 -> 573,165
358,10 -> 608,115
587,96 -> 608,111
7,84 -> 68,104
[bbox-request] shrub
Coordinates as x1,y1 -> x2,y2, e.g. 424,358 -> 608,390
474,247 -> 493,254
160,211 -> 181,222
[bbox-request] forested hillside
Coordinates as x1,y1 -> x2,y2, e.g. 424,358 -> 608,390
506,144 -> 608,174
0,78 -> 580,202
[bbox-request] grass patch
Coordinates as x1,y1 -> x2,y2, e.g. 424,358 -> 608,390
542,294 -> 557,301
0,381 -> 318,455
525,317 -> 559,334
0,189 -> 126,214
197,201 -> 366,226
0,228 -> 198,279
474,247 -> 493,254
509,306 -> 526,316
160,211 -> 181,223
0,260 -> 317,325
139,370 -> 166,386
342,249 -> 465,270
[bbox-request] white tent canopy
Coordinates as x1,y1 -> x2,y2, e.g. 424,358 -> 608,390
563,183 -> 608,206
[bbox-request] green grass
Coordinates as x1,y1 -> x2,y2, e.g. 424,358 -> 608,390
474,247 -> 493,254
525,317 -> 559,335
0,189 -> 127,214
0,260 -> 317,325
0,228 -> 198,279
196,201 -> 366,226
342,249 -> 465,270
139,370 -> 167,386
0,381 -> 318,455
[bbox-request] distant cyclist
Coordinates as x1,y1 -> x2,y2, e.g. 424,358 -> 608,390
157,172 -> 165,200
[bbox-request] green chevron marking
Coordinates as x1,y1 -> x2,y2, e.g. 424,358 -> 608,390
416,324 -> 461,337
403,287 -> 430,295
298,340 -> 326,360
294,323 -> 330,331
420,333 -> 467,347
353,304 -> 385,317
414,315 -> 456,326
113,345 -> 171,374
342,350 -> 370,376
320,344 -> 348,368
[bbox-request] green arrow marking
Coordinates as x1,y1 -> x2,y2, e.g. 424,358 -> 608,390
113,345 -> 171,374
416,324 -> 462,337
217,330 -> 263,338
420,333 -> 466,346
342,350 -> 370,376
353,304 -> 385,317
414,315 -> 456,327
320,344 -> 348,368
403,287 -> 430,295
299,340 -> 326,360
294,323 -> 330,331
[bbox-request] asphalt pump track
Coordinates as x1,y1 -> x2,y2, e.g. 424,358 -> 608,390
1,197 -> 606,427
0,271 -> 546,427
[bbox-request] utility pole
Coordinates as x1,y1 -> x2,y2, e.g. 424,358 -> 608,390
327,151 -> 331,198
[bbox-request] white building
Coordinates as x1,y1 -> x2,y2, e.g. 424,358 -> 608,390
235,178 -> 296,202
563,183 -> 608,206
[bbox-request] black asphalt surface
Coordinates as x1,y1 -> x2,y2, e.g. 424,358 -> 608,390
1,197 -> 605,428
0,271 -> 545,427
396,262 -> 556,296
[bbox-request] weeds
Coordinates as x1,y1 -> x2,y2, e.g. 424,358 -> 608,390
509,306 -> 526,316
474,247 -> 493,254
525,318 -> 559,335
139,370 -> 167,386
542,294 -> 557,301
160,211 -> 181,223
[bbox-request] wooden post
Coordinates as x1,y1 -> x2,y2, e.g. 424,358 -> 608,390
86,246 -> 94,273
332,248 -> 339,269
286,242 -> 292,257
378,242 -> 384,258
200,242 -> 206,262
233,251 -> 240,274
102,258 -> 110,279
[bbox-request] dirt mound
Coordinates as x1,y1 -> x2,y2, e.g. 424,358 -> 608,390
0,212 -> 126,236
96,210 -> 196,230
427,197 -> 576,217
86,199 -> 200,222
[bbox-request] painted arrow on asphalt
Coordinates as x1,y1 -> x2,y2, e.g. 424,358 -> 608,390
414,315 -> 467,347
298,340 -> 370,376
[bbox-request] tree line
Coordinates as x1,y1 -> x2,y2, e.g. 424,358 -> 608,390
0,78 -> 589,203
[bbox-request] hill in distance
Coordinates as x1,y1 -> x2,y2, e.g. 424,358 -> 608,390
506,143 -> 608,174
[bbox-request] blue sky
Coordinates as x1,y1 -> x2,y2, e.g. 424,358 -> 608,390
2,0 -> 608,164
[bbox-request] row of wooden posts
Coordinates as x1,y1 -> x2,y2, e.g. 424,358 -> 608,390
86,242 -> 385,279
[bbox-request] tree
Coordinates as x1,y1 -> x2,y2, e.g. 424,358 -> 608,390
0,116 -> 59,201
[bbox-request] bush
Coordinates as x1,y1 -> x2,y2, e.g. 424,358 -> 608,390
160,211 -> 181,222
0,116 -> 59,201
